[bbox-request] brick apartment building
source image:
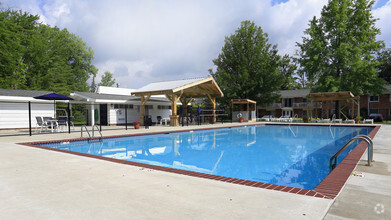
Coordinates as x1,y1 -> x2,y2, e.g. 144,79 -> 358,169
257,85 -> 391,120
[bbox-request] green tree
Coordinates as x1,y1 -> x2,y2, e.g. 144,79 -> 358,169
280,55 -> 298,90
90,74 -> 97,92
296,0 -> 385,95
0,9 -> 38,89
0,8 -> 97,94
377,48 -> 391,84
98,71 -> 116,87
211,20 -> 288,106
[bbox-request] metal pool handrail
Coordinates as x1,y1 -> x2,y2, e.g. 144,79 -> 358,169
330,135 -> 373,170
81,125 -> 91,138
92,125 -> 103,140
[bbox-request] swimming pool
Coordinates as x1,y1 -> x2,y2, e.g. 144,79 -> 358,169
38,124 -> 374,190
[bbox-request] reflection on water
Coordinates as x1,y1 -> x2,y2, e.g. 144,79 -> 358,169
43,125 -> 373,190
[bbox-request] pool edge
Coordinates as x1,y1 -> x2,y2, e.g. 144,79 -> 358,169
313,125 -> 381,199
17,123 -> 380,200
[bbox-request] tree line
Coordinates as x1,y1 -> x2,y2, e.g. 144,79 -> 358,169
0,7 -> 117,95
1,1 -> 391,101
212,0 -> 391,106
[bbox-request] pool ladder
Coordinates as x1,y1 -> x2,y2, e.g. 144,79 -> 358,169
81,125 -> 103,142
330,135 -> 373,170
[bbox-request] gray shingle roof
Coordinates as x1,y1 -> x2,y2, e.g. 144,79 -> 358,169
278,89 -> 311,98
385,85 -> 391,93
0,89 -> 53,97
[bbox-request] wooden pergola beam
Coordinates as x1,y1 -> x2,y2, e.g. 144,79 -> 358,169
132,77 -> 224,126
308,91 -> 354,102
231,99 -> 257,122
308,91 -> 360,119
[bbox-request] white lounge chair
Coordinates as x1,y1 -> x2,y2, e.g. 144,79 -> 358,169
332,119 -> 342,123
363,119 -> 374,124
279,115 -> 292,122
344,119 -> 355,124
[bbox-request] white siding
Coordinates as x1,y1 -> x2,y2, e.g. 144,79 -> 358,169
0,102 -> 54,129
108,103 -> 171,125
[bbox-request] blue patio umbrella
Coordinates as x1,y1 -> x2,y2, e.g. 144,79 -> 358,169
34,93 -> 73,117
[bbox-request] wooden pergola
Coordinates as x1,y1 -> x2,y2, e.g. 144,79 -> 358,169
131,77 -> 224,126
308,91 -> 359,119
231,99 -> 257,122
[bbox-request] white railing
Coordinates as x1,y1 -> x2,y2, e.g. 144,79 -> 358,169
263,102 -> 322,109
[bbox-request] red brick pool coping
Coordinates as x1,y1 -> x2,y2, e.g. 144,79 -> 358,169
18,124 -> 380,200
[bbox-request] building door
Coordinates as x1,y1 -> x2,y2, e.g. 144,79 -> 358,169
99,104 -> 108,125
283,110 -> 293,117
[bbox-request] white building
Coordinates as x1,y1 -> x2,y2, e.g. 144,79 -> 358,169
0,89 -> 58,129
70,86 -> 172,126
0,86 -> 172,129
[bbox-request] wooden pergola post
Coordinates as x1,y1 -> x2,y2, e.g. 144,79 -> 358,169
207,94 -> 216,123
139,94 -> 151,126
357,97 -> 360,118
351,99 -> 355,119
180,97 -> 193,118
165,93 -> 182,126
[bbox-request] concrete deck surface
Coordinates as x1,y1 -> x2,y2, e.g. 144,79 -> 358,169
0,123 -> 389,219
324,124 -> 391,220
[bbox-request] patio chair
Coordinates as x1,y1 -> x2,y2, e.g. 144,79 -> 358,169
144,115 -> 153,127
43,117 -> 58,132
35,116 -> 48,133
57,116 -> 68,132
157,116 -> 162,125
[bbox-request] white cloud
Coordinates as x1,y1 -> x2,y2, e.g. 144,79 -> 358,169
373,1 -> 391,47
2,0 -> 390,89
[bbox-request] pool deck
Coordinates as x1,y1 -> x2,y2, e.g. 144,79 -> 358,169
0,123 -> 390,219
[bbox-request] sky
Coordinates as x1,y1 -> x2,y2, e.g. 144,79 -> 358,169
2,0 -> 391,89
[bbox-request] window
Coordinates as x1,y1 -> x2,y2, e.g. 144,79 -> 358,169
369,96 -> 379,102
283,110 -> 292,117
369,109 -> 379,114
158,105 -> 171,110
144,105 -> 153,110
113,104 -> 133,109
283,98 -> 292,107
303,98 -> 307,103
348,109 -> 357,115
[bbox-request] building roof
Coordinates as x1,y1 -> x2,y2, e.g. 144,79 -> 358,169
278,89 -> 311,98
385,85 -> 391,93
135,78 -> 204,93
0,89 -> 53,98
278,85 -> 391,99
70,92 -> 169,103
132,76 -> 224,98
95,86 -> 135,95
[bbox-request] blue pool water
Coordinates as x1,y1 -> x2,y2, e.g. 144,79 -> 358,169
40,125 -> 373,190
